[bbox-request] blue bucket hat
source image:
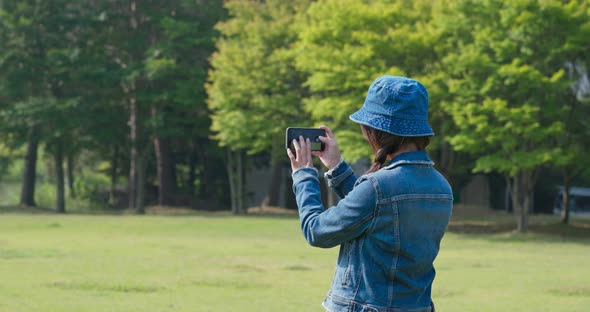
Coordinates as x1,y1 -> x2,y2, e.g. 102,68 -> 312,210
350,75 -> 434,137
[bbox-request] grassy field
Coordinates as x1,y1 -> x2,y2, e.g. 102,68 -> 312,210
0,209 -> 589,312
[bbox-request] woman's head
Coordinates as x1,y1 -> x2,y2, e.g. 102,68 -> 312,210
350,75 -> 434,173
361,125 -> 430,173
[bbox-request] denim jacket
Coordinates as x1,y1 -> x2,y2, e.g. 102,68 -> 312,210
292,151 -> 452,312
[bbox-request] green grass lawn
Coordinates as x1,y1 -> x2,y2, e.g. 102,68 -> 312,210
0,210 -> 589,312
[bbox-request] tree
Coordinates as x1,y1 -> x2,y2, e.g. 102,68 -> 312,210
0,0 -> 88,212
144,0 -> 225,206
96,1 -> 174,213
434,0 -> 589,231
0,0 -> 48,207
555,61 -> 590,224
91,0 -> 227,213
208,0 -> 311,213
294,0 -> 442,161
1,0 -> 227,212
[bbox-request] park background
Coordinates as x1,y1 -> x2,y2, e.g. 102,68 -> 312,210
1,0 -> 589,311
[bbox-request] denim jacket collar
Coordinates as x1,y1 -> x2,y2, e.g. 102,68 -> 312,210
382,150 -> 434,170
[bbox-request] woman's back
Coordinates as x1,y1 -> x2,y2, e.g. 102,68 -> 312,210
324,151 -> 452,311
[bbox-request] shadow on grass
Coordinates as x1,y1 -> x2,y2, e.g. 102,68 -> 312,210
0,205 -> 56,214
0,204 -> 132,216
448,214 -> 590,245
47,280 -> 166,293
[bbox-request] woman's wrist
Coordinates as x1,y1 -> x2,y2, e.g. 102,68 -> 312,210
325,157 -> 344,173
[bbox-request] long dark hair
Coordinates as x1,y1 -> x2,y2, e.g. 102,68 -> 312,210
362,125 -> 430,174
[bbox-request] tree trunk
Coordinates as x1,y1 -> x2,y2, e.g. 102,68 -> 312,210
199,148 -> 215,199
227,149 -> 237,213
109,146 -> 119,206
510,175 -> 524,232
504,175 -> 512,213
170,157 -> 177,194
154,134 -> 174,206
128,95 -> 138,210
262,158 -> 283,207
261,137 -> 284,207
20,126 -> 39,207
511,170 -> 535,233
127,2 -> 139,210
66,152 -> 76,199
188,143 -> 197,196
285,169 -> 297,209
237,149 -> 245,214
135,151 -> 147,214
561,171 -> 571,224
439,140 -> 455,184
520,186 -> 530,232
436,124 -> 455,186
55,140 -> 65,213
226,149 -> 246,214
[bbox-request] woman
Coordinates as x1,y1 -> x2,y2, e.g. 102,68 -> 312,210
287,76 -> 452,312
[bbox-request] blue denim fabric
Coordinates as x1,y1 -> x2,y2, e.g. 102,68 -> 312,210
349,76 -> 434,137
292,151 -> 452,312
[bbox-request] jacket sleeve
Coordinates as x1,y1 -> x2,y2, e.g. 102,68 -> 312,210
323,159 -> 358,199
292,168 -> 377,248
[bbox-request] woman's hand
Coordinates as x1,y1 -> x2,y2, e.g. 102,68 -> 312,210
287,135 -> 313,172
312,125 -> 342,170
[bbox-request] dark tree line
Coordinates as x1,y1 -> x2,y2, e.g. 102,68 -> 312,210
0,0 -> 228,213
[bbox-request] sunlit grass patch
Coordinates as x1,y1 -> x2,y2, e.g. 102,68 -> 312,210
0,213 -> 588,311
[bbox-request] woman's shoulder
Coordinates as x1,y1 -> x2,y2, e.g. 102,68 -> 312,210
363,164 -> 452,198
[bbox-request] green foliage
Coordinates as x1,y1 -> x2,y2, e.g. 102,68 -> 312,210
35,182 -> 57,209
0,0 -> 80,139
207,0 -> 311,153
74,172 -> 111,203
433,0 -> 590,177
0,141 -> 20,178
552,60 -> 590,179
34,179 -> 114,212
144,57 -> 177,80
138,1 -> 225,140
0,181 -> 20,205
294,0 -> 437,161
447,98 -> 563,175
0,0 -> 228,209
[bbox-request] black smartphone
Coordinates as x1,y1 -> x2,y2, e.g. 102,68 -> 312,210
285,127 -> 326,152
